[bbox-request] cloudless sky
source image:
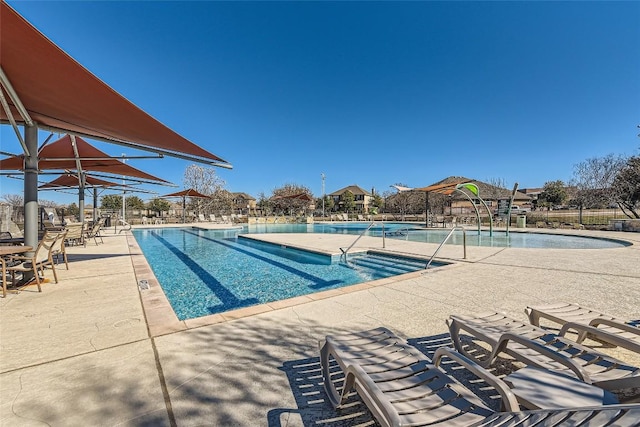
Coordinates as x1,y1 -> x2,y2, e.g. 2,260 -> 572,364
1,1 -> 639,205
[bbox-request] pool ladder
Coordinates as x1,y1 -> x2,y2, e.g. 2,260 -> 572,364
340,221 -> 384,263
340,222 -> 466,269
426,226 -> 466,269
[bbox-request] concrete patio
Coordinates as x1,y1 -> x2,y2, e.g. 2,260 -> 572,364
1,224 -> 639,426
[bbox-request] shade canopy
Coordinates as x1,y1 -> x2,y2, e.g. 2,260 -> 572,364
0,1 -> 230,167
0,134 -> 168,183
413,179 -> 469,194
161,188 -> 211,223
39,173 -> 123,189
161,188 -> 211,199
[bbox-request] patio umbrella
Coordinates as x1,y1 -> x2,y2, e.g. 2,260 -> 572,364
161,188 -> 211,223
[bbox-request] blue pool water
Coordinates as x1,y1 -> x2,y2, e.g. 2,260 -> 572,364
132,227 -> 435,320
244,223 -> 629,249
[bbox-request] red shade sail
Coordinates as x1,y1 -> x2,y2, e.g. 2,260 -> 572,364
0,1 -> 230,166
161,188 -> 211,199
39,173 -> 123,189
0,134 -> 168,183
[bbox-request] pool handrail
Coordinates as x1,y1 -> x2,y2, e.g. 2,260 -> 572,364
339,221 -> 384,262
426,226 -> 466,269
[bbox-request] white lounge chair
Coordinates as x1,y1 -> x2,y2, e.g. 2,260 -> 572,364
525,302 -> 640,354
319,327 -> 637,426
447,311 -> 640,391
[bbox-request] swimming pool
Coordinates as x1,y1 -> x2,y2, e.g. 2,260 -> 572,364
245,223 -> 630,249
132,227 -> 438,320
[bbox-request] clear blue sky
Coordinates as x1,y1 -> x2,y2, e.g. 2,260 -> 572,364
2,1 -> 639,205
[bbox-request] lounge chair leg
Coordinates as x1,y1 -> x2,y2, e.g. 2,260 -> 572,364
524,307 -> 540,326
50,261 -> 58,283
319,341 -> 344,409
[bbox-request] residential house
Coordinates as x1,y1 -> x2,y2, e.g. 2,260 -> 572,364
231,192 -> 257,215
328,185 -> 373,213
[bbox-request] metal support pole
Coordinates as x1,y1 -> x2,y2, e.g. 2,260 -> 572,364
78,171 -> 85,223
506,182 -> 519,236
23,124 -> 38,281
321,173 -> 325,219
93,187 -> 98,222
425,192 -> 429,228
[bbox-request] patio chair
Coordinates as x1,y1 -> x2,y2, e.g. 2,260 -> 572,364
64,223 -> 84,247
49,229 -> 69,270
525,302 -> 640,354
319,327 -> 637,427
198,214 -> 207,222
84,217 -> 105,246
209,214 -> 217,223
6,231 -> 60,291
447,312 -> 640,391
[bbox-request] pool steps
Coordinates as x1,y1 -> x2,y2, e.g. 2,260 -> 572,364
347,253 -> 426,277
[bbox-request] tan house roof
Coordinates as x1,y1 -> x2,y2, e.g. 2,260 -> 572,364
232,192 -> 256,201
328,185 -> 371,196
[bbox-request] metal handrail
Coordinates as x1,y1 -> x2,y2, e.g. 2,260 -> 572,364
426,226 -> 466,269
340,221 -> 384,262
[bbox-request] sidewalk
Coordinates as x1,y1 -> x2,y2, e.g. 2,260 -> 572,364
1,226 -> 638,426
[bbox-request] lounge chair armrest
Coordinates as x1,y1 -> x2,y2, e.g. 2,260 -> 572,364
433,347 -> 520,412
589,319 -> 640,336
559,322 -> 640,354
494,332 -> 591,384
342,363 -> 402,427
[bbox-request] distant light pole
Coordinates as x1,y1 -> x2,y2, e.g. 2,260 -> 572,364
321,173 -> 325,218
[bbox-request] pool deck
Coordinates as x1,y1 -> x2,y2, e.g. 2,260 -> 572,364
1,223 -> 639,426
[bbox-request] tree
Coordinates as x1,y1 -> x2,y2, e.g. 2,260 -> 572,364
66,202 -> 79,217
611,155 -> 640,218
271,183 -> 313,215
340,190 -> 355,213
571,154 -> 626,209
147,198 -> 171,217
39,199 -> 58,208
369,194 -> 384,214
538,180 -> 568,209
101,194 -> 122,210
257,192 -> 272,216
1,194 -> 23,206
126,196 -> 145,210
383,183 -> 424,218
324,195 -> 335,212
183,164 -> 227,213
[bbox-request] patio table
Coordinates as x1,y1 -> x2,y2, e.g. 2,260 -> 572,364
1,245 -> 33,297
0,237 -> 25,245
